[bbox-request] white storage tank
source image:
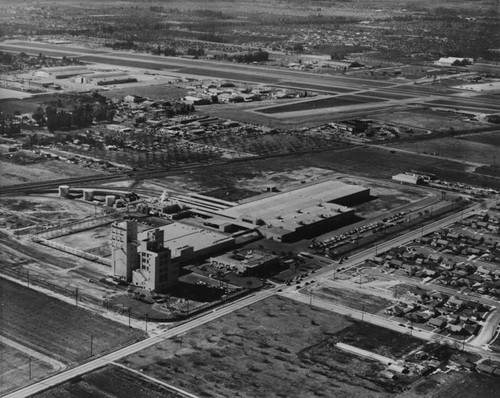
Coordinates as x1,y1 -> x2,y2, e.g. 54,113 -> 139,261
59,185 -> 70,197
105,195 -> 116,207
83,189 -> 95,201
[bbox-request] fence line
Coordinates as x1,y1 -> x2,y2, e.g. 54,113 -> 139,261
32,237 -> 111,266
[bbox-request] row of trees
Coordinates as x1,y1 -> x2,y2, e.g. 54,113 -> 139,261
230,50 -> 269,63
32,93 -> 116,133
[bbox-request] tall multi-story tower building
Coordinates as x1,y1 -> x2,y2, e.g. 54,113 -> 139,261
110,220 -> 138,281
133,229 -> 179,292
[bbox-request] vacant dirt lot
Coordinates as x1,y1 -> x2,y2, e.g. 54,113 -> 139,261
0,194 -> 97,231
312,286 -> 393,314
33,365 -> 181,398
0,342 -> 54,396
390,137 -> 500,166
373,109 -> 485,132
119,295 -> 423,398
0,158 -> 101,186
0,278 -> 145,365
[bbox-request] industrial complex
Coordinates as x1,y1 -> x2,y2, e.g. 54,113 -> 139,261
108,179 -> 369,291
111,219 -> 235,291
204,180 -> 370,242
2,2 -> 500,396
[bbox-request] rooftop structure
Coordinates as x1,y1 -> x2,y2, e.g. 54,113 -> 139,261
218,180 -> 368,222
434,57 -> 473,67
392,173 -> 424,185
35,65 -> 91,79
206,180 -> 369,241
209,249 -> 279,275
82,71 -> 137,85
137,222 -> 235,261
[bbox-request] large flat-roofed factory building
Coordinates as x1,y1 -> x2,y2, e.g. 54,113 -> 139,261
205,180 -> 370,242
110,220 -> 235,292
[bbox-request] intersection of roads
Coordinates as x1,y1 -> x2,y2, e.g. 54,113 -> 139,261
5,196 -> 500,398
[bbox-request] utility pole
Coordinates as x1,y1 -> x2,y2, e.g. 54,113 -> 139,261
90,334 -> 93,357
361,304 -> 365,321
128,307 -> 131,328
27,270 -> 30,288
145,314 -> 148,333
75,287 -> 79,306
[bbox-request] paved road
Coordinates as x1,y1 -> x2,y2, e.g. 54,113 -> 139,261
299,198 -> 496,287
3,289 -> 276,398
5,197 -> 498,397
281,288 -> 500,362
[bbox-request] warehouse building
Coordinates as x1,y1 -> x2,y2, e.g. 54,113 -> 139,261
35,65 -> 91,79
392,173 -> 424,185
206,180 -> 370,242
81,71 -> 137,85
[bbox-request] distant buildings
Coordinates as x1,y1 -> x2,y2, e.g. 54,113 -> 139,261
35,65 -> 91,79
434,57 -> 473,67
392,173 -> 425,185
80,71 -> 137,85
34,66 -> 136,85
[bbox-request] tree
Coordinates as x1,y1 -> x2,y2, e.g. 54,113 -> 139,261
32,107 -> 45,124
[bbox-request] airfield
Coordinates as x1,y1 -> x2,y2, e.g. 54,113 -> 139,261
1,40 -> 499,128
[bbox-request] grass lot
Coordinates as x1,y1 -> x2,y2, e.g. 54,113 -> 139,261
119,296 -> 423,398
0,278 -> 145,364
169,146 -> 491,191
490,333 -> 500,354
191,131 -> 350,156
430,372 -> 500,398
33,365 -> 181,398
334,322 -> 422,359
390,137 -> 500,166
373,109 -> 485,132
258,95 -> 384,114
313,286 -> 393,313
102,84 -> 187,101
0,342 -> 54,396
460,131 -> 500,147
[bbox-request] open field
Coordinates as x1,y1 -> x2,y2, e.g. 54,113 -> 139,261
0,194 -> 97,230
102,84 -> 187,101
119,295 -> 424,398
431,372 -> 500,398
373,109 -> 486,132
389,137 -> 500,166
426,99 -> 500,114
0,158 -> 106,186
397,370 -> 499,398
33,365 -> 181,398
190,131 -> 351,157
258,95 -> 385,114
157,145 -> 499,192
0,88 -> 34,100
0,278 -> 145,365
0,341 -> 55,396
490,333 -> 500,354
0,94 -> 57,115
52,224 -> 112,252
460,131 -> 500,147
311,286 -> 393,314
